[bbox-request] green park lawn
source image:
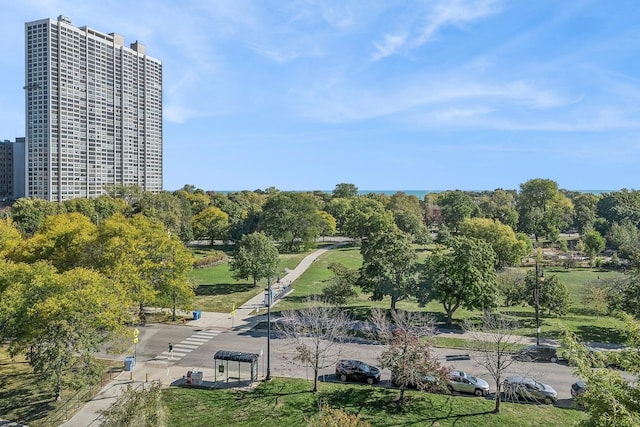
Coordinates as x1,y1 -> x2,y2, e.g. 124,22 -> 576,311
0,347 -> 117,426
162,377 -> 586,427
189,248 -> 311,312
192,243 -> 628,344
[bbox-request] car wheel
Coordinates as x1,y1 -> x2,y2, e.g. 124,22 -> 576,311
544,397 -> 553,405
550,356 -> 558,363
367,377 -> 374,385
474,389 -> 484,397
340,374 -> 347,382
446,385 -> 454,393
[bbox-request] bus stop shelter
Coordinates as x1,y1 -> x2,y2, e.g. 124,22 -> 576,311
214,350 -> 259,383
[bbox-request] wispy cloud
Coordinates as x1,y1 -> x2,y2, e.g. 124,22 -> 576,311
371,0 -> 501,60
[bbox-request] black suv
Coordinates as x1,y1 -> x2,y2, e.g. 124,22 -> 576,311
335,360 -> 381,384
513,344 -> 558,363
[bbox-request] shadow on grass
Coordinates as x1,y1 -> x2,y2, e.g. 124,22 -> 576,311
0,372 -> 55,424
318,386 -> 494,424
195,283 -> 255,296
574,325 -> 626,343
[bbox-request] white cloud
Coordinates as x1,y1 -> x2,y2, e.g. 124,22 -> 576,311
372,33 -> 407,61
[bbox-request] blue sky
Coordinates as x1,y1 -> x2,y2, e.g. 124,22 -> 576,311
1,1 -> 639,192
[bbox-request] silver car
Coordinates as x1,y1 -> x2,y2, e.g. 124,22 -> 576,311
447,370 -> 490,396
503,376 -> 558,404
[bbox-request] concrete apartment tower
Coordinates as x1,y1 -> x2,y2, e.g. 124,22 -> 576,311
24,15 -> 162,201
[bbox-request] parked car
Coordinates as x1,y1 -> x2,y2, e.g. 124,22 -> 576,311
503,376 -> 558,404
336,360 -> 381,384
513,344 -> 558,363
391,371 -> 447,393
571,380 -> 587,398
447,370 -> 490,396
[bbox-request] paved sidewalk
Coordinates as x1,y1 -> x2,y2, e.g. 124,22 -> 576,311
58,241 -> 349,427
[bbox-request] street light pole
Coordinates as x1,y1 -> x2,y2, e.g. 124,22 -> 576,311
265,276 -> 272,381
535,262 -> 544,345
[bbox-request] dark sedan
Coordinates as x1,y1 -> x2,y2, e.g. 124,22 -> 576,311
336,360 -> 381,384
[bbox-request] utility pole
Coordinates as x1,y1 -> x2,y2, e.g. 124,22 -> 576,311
265,277 -> 272,381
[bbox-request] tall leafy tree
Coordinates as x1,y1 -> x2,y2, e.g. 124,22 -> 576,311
437,190 -> 476,232
12,212 -> 97,271
524,270 -> 570,317
229,232 -> 279,287
0,262 -> 130,400
357,229 -> 418,310
332,183 -> 359,199
572,193 -> 600,233
342,197 -> 395,241
477,189 -> 519,229
583,229 -> 606,259
260,192 -> 322,252
135,191 -> 194,243
10,197 -> 67,235
458,217 -> 530,269
516,178 -> 572,241
419,236 -> 497,326
191,206 -> 230,245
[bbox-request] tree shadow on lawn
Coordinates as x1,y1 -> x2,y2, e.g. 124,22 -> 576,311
574,325 -> 626,344
0,373 -> 56,424
318,387 -> 494,424
195,283 -> 255,296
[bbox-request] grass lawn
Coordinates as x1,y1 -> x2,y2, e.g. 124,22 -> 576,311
188,242 -> 629,344
0,347 -> 117,426
272,246 -> 628,344
163,377 -> 587,427
189,248 -> 317,313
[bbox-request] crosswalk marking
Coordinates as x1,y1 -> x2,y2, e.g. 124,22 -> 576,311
174,343 -> 199,350
151,328 -> 222,362
184,337 -> 208,344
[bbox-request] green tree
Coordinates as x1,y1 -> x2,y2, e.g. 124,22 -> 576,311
318,211 -> 337,239
135,191 -> 194,243
332,183 -> 359,199
437,190 -> 475,232
525,271 -> 570,316
357,229 -> 418,310
516,178 -> 573,241
229,232 -> 279,287
458,218 -> 529,268
597,189 -> 640,232
342,197 -> 395,241
0,218 -> 23,257
496,268 -> 527,306
583,229 -> 606,259
607,220 -> 640,260
563,316 -> 640,427
322,262 -> 358,305
0,263 -> 130,400
477,189 -> 519,229
12,213 -> 96,271
419,236 -> 498,326
325,198 -> 352,233
387,192 -> 425,237
10,197 -> 66,235
261,192 -> 322,252
92,214 -> 194,319
572,193 -> 600,233
191,206 -> 229,245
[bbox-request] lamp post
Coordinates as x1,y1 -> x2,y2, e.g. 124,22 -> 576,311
534,262 -> 545,345
265,276 -> 272,381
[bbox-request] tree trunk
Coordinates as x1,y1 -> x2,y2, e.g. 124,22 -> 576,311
494,392 -> 501,413
446,309 -> 454,327
390,295 -> 398,310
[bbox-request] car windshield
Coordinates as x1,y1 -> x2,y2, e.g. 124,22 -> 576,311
359,363 -> 370,373
534,381 -> 544,391
467,375 -> 477,383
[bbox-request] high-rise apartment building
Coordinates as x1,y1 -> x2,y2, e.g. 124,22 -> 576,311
0,137 -> 25,201
25,15 -> 162,201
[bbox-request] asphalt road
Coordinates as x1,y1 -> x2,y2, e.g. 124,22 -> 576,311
129,322 -> 581,406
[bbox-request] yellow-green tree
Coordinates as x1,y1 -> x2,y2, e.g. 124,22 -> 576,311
191,206 -> 230,245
